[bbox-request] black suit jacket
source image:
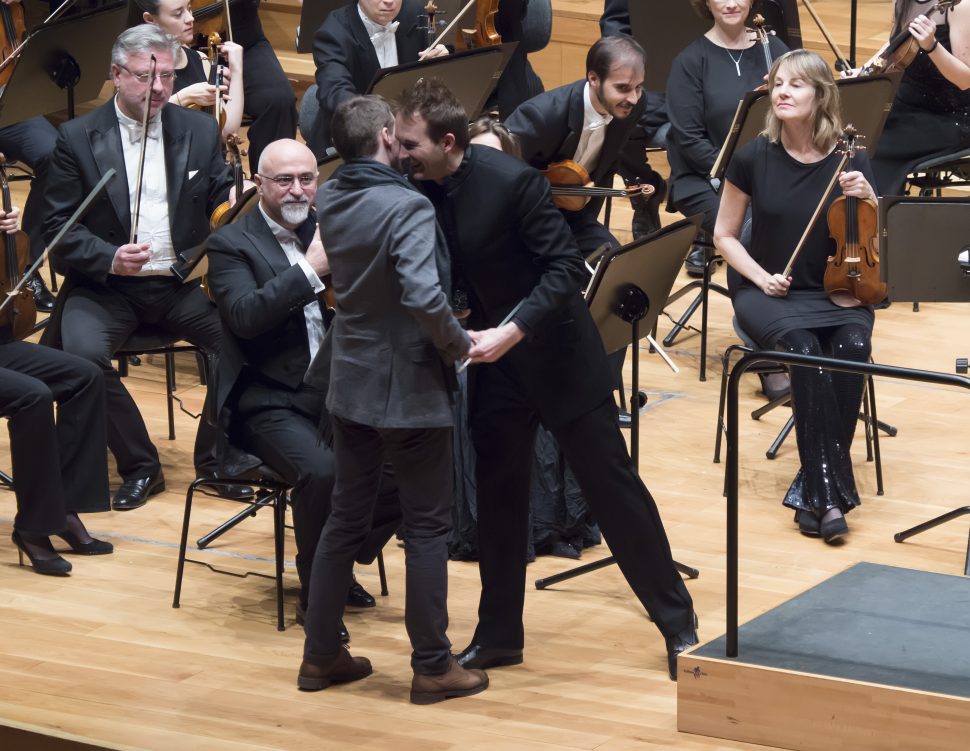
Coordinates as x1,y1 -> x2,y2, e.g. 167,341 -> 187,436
310,0 -> 426,152
600,0 -> 630,37
43,100 -> 233,288
205,208 -> 324,423
421,146 -> 613,429
505,79 -> 645,221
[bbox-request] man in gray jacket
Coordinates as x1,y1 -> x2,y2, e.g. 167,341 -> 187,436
298,95 -> 487,705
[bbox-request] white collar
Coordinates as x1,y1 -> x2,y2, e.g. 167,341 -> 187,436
358,4 -> 399,38
583,81 -> 613,132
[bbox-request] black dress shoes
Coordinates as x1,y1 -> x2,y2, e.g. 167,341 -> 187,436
618,409 -> 632,428
684,246 -> 707,278
295,603 -> 350,644
112,472 -> 166,511
796,510 -> 821,537
197,477 -> 255,501
346,576 -> 376,608
455,644 -> 523,670
57,530 -> 114,555
665,611 -> 699,681
25,272 -> 55,312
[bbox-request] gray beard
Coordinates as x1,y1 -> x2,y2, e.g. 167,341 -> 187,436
280,201 -> 310,225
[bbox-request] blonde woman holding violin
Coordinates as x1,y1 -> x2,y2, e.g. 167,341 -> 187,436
128,0 -> 245,143
868,0 -> 970,195
714,50 -> 878,544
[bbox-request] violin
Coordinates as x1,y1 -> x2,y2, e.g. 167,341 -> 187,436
192,0 -> 235,47
542,159 -> 654,212
456,0 -> 500,50
418,1 -> 442,49
752,14 -> 773,73
0,154 -> 36,343
858,0 -> 962,77
823,127 -> 885,308
204,31 -> 228,132
0,0 -> 26,88
209,133 -> 246,230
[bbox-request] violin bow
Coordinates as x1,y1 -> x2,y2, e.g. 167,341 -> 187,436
799,0 -> 852,71
0,168 -> 117,315
130,54 -> 156,245
426,0 -> 477,51
223,0 -> 234,44
782,150 -> 850,278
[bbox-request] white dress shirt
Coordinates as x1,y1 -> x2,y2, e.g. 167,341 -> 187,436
258,204 -> 326,362
572,82 -> 614,174
115,99 -> 175,276
358,3 -> 399,69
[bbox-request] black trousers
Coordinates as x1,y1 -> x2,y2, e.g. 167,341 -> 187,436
469,362 -> 694,646
0,341 -> 109,535
304,417 -> 454,675
241,39 -> 297,174
237,383 -> 401,605
0,116 -> 59,262
59,276 -> 221,479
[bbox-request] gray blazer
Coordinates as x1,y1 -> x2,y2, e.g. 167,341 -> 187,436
316,162 -> 470,429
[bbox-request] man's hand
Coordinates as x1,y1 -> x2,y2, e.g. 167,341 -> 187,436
466,321 -> 525,364
306,225 -> 330,278
112,243 -> 151,275
418,44 -> 449,61
0,206 -> 20,234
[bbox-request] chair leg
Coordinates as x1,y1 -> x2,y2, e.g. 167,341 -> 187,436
377,548 -> 388,597
766,416 -> 795,460
165,352 -> 176,440
713,350 -> 732,464
866,376 -> 885,496
273,491 -> 287,631
173,481 -> 198,608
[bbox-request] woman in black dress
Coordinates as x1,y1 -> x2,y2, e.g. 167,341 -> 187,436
666,0 -> 788,274
869,0 -> 970,195
714,49 -> 878,543
128,0 -> 245,142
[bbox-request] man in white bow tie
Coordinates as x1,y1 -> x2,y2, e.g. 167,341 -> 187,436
308,0 -> 448,157
42,25 -> 239,512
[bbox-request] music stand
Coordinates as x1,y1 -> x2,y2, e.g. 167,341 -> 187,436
883,197 -> 970,572
0,3 -> 127,126
535,217 -> 702,591
367,43 -> 515,119
296,0 -> 347,54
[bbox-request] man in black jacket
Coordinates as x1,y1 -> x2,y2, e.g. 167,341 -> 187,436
309,0 -> 447,157
42,26 -> 233,511
506,34 -> 665,251
396,78 -> 698,681
206,138 -> 400,629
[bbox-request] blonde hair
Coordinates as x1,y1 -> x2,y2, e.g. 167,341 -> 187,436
763,49 -> 842,152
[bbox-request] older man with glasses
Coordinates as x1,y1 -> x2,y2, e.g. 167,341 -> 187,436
42,25 -> 237,512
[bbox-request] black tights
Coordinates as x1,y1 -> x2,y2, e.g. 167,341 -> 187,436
776,323 -> 872,518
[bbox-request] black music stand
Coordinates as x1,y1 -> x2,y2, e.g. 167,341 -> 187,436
0,3 -> 126,126
881,197 -> 970,572
367,43 -> 516,120
296,0 -> 347,54
534,217 -> 702,591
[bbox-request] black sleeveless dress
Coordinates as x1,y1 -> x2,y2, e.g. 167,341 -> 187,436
871,19 -> 970,195
173,46 -> 208,94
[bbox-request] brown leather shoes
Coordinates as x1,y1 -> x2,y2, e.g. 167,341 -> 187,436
297,647 -> 372,691
410,659 -> 489,705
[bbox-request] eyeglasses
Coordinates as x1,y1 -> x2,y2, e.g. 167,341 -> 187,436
121,66 -> 176,84
257,173 -> 317,188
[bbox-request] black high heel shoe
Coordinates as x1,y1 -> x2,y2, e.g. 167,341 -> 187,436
56,513 -> 113,555
11,531 -> 72,576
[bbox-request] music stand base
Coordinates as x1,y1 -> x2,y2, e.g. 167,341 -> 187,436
894,506 -> 970,577
535,555 -> 700,589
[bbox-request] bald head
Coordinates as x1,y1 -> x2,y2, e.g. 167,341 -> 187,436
255,139 -> 319,229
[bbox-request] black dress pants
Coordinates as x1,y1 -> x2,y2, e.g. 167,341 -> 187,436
0,341 -> 110,536
304,417 -> 453,676
241,39 -> 297,174
59,276 -> 221,479
469,361 -> 694,647
238,384 -> 402,606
